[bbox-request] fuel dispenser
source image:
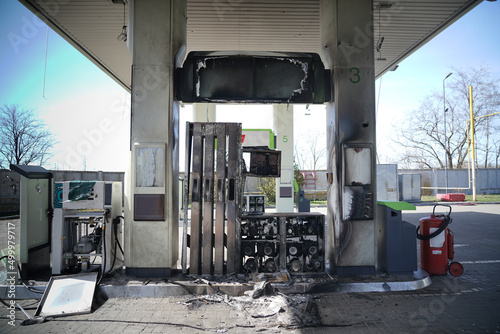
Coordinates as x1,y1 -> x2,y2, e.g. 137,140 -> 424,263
52,181 -> 123,276
417,205 -> 463,277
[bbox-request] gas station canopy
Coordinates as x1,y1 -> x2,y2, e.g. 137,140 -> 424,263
19,0 -> 482,92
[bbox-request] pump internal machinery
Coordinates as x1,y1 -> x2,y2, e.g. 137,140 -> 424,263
52,181 -> 123,275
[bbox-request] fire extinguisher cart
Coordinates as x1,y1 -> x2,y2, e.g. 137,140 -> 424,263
417,205 -> 463,277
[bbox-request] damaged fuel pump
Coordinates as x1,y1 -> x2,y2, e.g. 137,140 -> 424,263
52,181 -> 123,276
182,122 -> 325,276
178,52 -> 330,277
240,213 -> 325,274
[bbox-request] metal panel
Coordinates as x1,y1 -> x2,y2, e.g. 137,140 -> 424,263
189,123 -> 204,275
279,217 -> 287,271
399,174 -> 421,202
377,205 -> 417,274
202,123 -> 215,274
411,174 -> 422,201
133,194 -> 165,221
376,164 -> 398,201
182,122 -> 193,273
214,123 -> 227,275
226,124 -> 241,274
177,51 -> 329,104
184,122 -> 242,275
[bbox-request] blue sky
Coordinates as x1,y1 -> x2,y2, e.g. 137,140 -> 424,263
1,0 -> 130,171
0,0 -> 499,171
375,1 -> 500,164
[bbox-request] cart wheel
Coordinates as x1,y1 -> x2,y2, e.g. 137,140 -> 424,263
448,262 -> 464,277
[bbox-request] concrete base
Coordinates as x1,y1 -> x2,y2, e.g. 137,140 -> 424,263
125,267 -> 172,278
335,265 -> 377,276
0,269 -> 431,299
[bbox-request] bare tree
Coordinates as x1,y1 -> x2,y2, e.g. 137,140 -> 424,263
0,104 -> 56,167
294,132 -> 326,170
394,66 -> 500,169
450,66 -> 500,168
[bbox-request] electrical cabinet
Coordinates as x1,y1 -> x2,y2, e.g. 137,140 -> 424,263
377,203 -> 417,275
10,164 -> 52,278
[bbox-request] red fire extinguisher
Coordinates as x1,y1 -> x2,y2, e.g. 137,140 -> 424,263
417,204 -> 463,277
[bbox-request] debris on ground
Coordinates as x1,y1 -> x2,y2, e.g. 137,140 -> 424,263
245,280 -> 274,298
180,287 -> 322,329
182,295 -> 224,309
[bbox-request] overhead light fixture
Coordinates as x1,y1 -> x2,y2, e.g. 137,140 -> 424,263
376,36 -> 385,52
390,65 -> 399,71
375,5 -> 386,60
117,26 -> 127,42
377,2 -> 394,9
117,3 -> 127,42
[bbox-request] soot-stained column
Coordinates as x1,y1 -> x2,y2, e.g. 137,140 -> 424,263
125,0 -> 187,278
320,0 -> 377,275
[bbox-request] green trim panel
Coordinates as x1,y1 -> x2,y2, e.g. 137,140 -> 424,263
377,201 -> 416,211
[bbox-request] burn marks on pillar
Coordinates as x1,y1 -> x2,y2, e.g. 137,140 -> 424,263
342,146 -> 374,221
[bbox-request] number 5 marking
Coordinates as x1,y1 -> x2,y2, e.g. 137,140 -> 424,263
349,67 -> 360,84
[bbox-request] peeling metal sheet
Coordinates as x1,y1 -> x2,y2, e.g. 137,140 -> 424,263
177,51 -> 330,104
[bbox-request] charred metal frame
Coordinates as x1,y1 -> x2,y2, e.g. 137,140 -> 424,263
182,122 -> 242,275
240,213 -> 325,274
176,52 -> 331,104
183,122 -> 326,276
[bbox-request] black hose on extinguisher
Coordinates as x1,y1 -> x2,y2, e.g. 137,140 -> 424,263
416,204 -> 452,240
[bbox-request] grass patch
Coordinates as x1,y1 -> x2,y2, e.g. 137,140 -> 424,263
310,200 -> 327,206
309,195 -> 500,205
421,194 -> 500,202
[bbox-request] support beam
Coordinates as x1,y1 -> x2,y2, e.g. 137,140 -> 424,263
273,104 -> 294,213
320,0 -> 377,275
125,0 -> 186,278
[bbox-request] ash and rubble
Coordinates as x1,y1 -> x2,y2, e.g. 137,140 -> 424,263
180,280 -> 322,330
103,269 -> 324,329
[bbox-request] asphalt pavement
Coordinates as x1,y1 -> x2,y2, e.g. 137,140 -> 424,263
0,204 -> 499,333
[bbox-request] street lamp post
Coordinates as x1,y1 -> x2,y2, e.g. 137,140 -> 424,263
443,72 -> 453,191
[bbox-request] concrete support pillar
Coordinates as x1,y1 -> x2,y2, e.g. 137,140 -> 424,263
273,104 -> 294,213
124,0 -> 186,277
320,0 -> 377,274
193,103 -> 216,122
